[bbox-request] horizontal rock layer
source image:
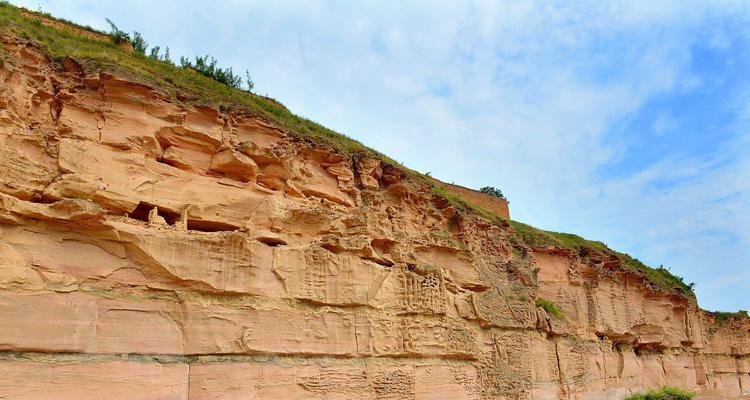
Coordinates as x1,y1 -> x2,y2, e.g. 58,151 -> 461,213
0,33 -> 748,400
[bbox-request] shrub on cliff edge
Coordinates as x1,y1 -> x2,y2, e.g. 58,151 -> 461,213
712,310 -> 749,323
479,186 -> 507,201
104,18 -> 129,45
624,386 -> 694,400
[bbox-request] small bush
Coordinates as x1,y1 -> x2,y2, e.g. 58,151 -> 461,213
536,297 -> 564,318
624,386 -> 694,400
148,45 -> 160,59
245,70 -> 254,92
130,31 -> 147,54
105,18 -> 129,45
479,186 -> 507,201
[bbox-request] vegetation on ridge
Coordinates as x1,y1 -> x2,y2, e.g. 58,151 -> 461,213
431,185 -> 501,224
711,310 -> 749,324
0,2 -> 392,159
624,386 -> 694,400
178,55 -> 252,91
104,18 -> 254,91
509,220 -> 696,296
429,187 -> 694,297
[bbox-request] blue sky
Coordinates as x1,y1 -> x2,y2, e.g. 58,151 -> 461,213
14,0 -> 749,312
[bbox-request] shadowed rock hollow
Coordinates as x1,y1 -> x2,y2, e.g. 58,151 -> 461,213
0,9 -> 748,400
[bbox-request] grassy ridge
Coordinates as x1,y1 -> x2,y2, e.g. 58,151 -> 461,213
509,220 -> 609,252
711,310 -> 749,324
430,189 -> 694,296
0,2 -> 394,159
510,220 -> 695,296
431,185 -> 501,223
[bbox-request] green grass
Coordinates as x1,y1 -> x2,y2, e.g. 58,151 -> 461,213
624,386 -> 694,400
431,185 -> 501,224
711,310 -> 749,324
509,220 -> 695,296
0,2 -> 400,161
509,220 -> 609,252
618,253 -> 695,297
535,297 -> 564,318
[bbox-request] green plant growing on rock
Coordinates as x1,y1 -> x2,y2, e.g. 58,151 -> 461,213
624,386 -> 694,400
536,297 -> 564,318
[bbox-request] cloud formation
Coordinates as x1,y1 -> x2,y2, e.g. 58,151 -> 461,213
14,0 -> 750,311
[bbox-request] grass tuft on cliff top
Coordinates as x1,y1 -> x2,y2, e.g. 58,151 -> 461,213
509,220 -> 695,296
711,310 -> 749,324
0,2 -> 398,161
431,185 -> 501,224
624,386 -> 694,400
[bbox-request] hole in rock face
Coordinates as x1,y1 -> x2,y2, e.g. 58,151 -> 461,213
371,238 -> 395,254
363,256 -> 395,268
157,208 -> 180,225
257,237 -> 287,247
129,202 -> 151,223
186,219 -> 239,232
319,242 -> 338,252
129,202 -> 180,225
634,343 -> 666,356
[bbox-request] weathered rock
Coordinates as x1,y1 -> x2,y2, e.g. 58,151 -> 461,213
209,148 -> 259,182
0,32 -> 747,400
0,360 -> 189,400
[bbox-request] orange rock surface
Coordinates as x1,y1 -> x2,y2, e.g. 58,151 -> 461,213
0,33 -> 748,399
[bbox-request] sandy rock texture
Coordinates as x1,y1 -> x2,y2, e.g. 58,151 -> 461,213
0,34 -> 748,399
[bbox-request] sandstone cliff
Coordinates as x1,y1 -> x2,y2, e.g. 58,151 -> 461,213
0,6 -> 748,400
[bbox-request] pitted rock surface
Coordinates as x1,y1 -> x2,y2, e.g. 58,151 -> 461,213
0,34 -> 748,399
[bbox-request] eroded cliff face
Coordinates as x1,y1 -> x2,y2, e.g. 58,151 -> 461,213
0,34 -> 748,400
